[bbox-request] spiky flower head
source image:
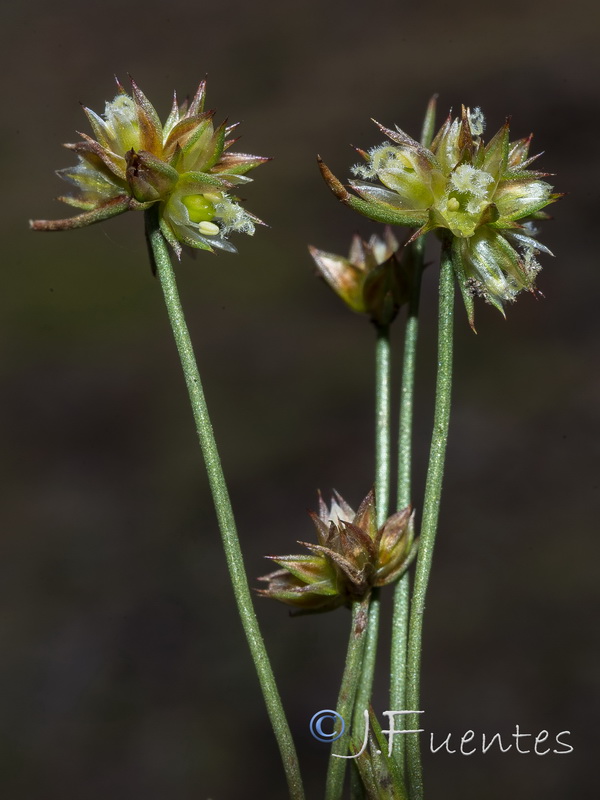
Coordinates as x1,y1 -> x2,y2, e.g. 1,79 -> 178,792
319,105 -> 560,326
257,490 -> 416,613
308,227 -> 410,325
30,78 -> 269,258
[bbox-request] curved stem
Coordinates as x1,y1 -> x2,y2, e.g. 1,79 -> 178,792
325,597 -> 371,800
405,239 -> 454,800
390,237 -> 424,764
144,207 -> 304,800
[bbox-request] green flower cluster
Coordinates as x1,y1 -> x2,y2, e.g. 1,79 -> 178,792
31,78 -> 268,257
320,105 -> 560,324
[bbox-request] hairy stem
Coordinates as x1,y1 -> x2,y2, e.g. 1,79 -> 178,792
390,236 -> 424,764
352,323 -> 391,729
405,239 -> 454,800
325,597 -> 371,800
375,324 -> 392,527
350,323 -> 391,798
390,94 -> 437,774
144,207 -> 304,800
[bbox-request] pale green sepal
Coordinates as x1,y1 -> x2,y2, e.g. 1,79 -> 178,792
494,179 -> 555,222
308,245 -> 366,313
177,171 -> 235,191
451,236 -> 476,331
376,539 -> 419,586
491,231 -> 532,288
130,78 -> 163,154
187,79 -> 207,117
349,180 -> 426,212
504,231 -> 553,257
169,225 -> 215,252
82,106 -> 112,149
482,122 -> 510,180
56,159 -> 123,207
484,291 -> 507,317
162,91 -> 181,138
300,542 -> 362,585
203,121 -> 227,171
372,119 -> 440,168
267,554 -> 336,587
212,153 -> 271,175
163,112 -> 214,156
345,194 -> 427,228
213,173 -> 253,186
420,94 -> 438,149
57,195 -> 102,211
178,114 -> 214,163
135,151 -> 179,182
66,135 -> 127,181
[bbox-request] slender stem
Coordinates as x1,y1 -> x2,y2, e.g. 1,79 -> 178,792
390,237 -> 424,765
349,323 -> 391,799
325,597 -> 371,800
405,239 -> 454,800
390,572 -> 411,752
352,590 -> 380,727
389,96 -> 438,774
144,207 -> 304,800
352,324 -> 391,736
396,247 -> 423,509
374,324 -> 392,527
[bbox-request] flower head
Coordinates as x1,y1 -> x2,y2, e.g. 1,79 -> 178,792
319,105 -> 561,326
309,227 -> 411,325
30,78 -> 269,257
257,490 -> 417,613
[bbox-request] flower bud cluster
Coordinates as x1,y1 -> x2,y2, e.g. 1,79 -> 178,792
258,490 -> 416,613
309,227 -> 410,325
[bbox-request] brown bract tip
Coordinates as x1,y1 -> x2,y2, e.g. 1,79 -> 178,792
317,156 -> 349,201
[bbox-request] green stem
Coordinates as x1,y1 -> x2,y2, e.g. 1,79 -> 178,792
390,237 -> 424,765
405,238 -> 454,800
352,324 -> 391,735
350,324 -> 390,798
144,207 -> 304,800
390,96 -> 437,774
325,597 -> 371,800
374,324 -> 392,526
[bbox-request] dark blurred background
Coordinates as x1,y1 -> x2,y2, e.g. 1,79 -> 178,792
1,1 -> 599,797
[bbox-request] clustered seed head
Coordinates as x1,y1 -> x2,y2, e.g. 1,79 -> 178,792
319,105 -> 561,326
257,490 -> 417,613
30,78 -> 269,257
308,227 -> 411,325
